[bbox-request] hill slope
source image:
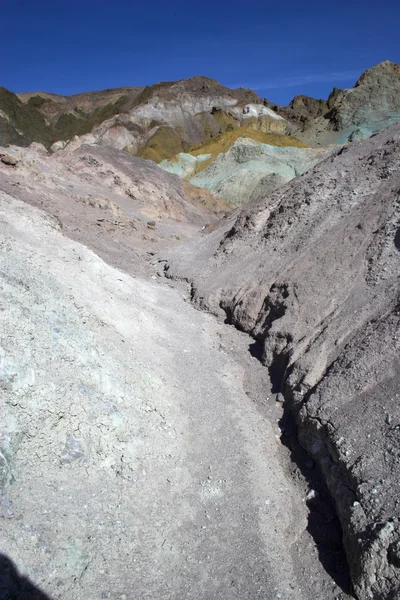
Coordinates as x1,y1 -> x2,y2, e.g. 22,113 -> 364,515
162,122 -> 400,599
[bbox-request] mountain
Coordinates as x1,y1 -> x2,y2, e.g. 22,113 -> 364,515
296,61 -> 400,145
265,91 -> 338,131
2,62 -> 400,162
48,79 -> 292,162
9,77 -> 267,155
260,61 -> 400,146
0,87 -> 54,147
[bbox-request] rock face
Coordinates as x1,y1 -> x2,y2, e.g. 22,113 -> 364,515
0,154 -> 18,166
299,61 -> 400,146
0,87 -> 54,148
162,123 -> 400,599
158,128 -> 316,207
265,94 -> 331,131
241,104 -> 288,134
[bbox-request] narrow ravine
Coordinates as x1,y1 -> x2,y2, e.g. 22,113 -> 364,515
0,191 -> 352,599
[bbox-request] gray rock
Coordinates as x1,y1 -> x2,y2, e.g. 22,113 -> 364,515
300,61 -> 400,146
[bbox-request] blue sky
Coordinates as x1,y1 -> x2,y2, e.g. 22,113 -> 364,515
1,0 -> 399,105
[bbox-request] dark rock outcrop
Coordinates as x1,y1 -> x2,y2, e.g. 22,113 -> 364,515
300,61 -> 400,146
0,87 -> 53,147
265,95 -> 330,131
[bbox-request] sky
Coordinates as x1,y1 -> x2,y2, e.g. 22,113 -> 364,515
1,0 -> 399,105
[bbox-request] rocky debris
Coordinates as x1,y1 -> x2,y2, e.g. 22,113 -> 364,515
50,139 -> 67,152
0,154 -> 18,166
161,122 -> 400,599
82,194 -> 121,214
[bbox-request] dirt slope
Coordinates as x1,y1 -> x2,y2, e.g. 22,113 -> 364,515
0,184 -> 351,600
0,142 -> 228,279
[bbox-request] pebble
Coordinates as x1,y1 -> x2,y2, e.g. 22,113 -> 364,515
1,155 -> 18,166
306,489 -> 318,501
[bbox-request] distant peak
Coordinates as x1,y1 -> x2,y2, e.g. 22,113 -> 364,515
355,60 -> 400,87
184,76 -> 220,84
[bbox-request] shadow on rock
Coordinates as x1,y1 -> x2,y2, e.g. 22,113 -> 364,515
246,339 -> 353,595
278,407 -> 354,597
394,227 -> 400,250
0,554 -> 52,600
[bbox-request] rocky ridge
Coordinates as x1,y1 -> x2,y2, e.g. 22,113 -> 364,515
297,61 -> 400,146
4,78 -> 266,159
2,62 -> 400,166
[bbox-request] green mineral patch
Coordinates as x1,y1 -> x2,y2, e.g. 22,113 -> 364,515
185,127 -> 308,174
